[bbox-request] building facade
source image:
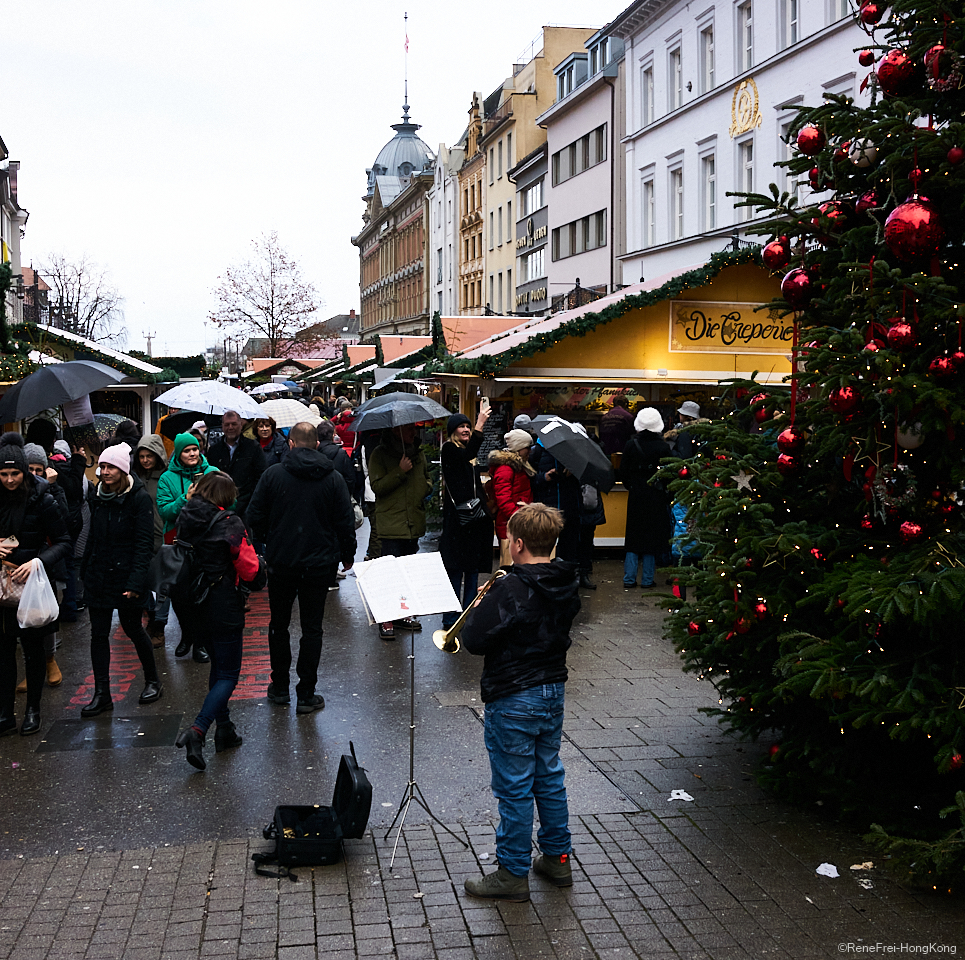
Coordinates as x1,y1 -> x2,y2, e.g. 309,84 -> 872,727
539,29 -> 627,310
457,95 -> 486,316
0,136 -> 27,325
610,0 -> 863,284
353,105 -> 435,337
510,145 -> 549,316
428,141 -> 465,319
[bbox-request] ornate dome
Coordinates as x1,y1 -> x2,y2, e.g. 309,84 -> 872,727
366,104 -> 434,196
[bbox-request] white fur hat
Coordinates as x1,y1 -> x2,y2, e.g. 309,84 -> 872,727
634,408 -> 665,434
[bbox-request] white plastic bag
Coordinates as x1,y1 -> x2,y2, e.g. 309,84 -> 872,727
17,559 -> 59,630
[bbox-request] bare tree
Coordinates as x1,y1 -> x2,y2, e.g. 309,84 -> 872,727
209,232 -> 322,358
39,253 -> 127,347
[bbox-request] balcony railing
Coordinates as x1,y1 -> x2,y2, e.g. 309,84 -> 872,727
483,98 -> 513,136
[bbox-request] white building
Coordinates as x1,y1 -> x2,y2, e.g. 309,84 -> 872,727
427,141 -> 465,319
609,0 -> 865,283
0,135 -> 28,324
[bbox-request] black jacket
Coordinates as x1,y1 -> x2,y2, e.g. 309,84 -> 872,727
0,474 -> 71,574
258,431 -> 289,468
52,453 -> 87,540
440,432 -> 493,575
317,439 -> 357,494
81,475 -> 155,605
246,447 -> 356,571
461,560 -> 580,703
620,431 -> 673,554
207,435 -> 266,518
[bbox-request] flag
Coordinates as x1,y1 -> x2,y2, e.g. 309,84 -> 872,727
405,33 -> 409,52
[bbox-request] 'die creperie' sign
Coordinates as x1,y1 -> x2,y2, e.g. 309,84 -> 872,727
670,301 -> 793,355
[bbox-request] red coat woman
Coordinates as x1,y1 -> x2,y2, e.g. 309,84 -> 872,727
487,429 -> 535,566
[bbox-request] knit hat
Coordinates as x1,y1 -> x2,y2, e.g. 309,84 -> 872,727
0,432 -> 27,474
190,420 -> 207,434
53,440 -> 71,458
634,407 -> 665,434
447,413 -> 471,436
98,442 -> 132,475
677,400 -> 701,419
504,429 -> 533,452
23,443 -> 48,468
513,414 -> 532,430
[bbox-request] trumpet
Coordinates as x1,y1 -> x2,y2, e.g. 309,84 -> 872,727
432,569 -> 508,654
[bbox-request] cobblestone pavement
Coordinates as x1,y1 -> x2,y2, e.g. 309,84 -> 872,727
0,552 -> 962,959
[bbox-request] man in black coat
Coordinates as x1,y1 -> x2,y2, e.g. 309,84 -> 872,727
247,422 -> 357,714
206,410 -> 266,518
316,419 -> 358,495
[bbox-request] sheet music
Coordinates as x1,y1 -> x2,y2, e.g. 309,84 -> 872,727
353,553 -> 460,624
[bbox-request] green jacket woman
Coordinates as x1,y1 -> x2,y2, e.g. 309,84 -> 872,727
156,433 -> 220,538
369,428 -> 432,541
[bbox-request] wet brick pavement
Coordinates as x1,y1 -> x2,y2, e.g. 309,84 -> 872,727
0,545 -> 962,959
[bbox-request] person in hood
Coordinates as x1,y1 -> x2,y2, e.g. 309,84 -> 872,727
461,503 -> 581,903
78,443 -> 163,718
247,421 -> 356,714
156,433 -> 219,661
134,434 -> 170,646
0,432 -> 72,737
174,471 -> 264,770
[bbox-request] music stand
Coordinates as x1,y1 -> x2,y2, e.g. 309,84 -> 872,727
383,623 -> 468,868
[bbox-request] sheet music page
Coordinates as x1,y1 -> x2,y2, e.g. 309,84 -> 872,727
398,553 -> 461,616
353,553 -> 461,623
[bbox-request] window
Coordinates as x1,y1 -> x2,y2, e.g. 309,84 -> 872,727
830,0 -> 849,21
781,120 -> 801,201
498,272 -> 503,314
522,179 -> 543,216
550,210 -> 607,260
489,148 -> 494,184
489,212 -> 494,249
437,247 -> 443,284
669,47 -> 683,110
558,62 -> 577,99
670,168 -> 684,240
702,154 -> 716,230
507,269 -> 512,307
507,201 -> 512,240
641,66 -> 654,126
738,139 -> 754,220
737,1 -> 753,72
470,184 -> 474,210
521,247 -> 545,282
700,25 -> 715,93
489,275 -> 494,309
497,207 -> 503,246
642,178 -> 655,247
498,140 -> 503,178
780,0 -> 799,49
507,133 -> 513,168
551,124 -> 608,185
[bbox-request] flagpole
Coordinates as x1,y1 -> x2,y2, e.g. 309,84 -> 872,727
404,11 -> 409,107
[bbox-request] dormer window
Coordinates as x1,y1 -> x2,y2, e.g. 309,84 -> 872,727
399,162 -> 413,176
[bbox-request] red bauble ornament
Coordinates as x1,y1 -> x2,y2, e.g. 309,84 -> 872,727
777,427 -> 806,453
777,453 -> 799,476
928,355 -> 955,378
861,516 -> 874,530
885,197 -> 944,261
829,385 -> 861,415
678,466 -> 689,478
948,146 -> 965,166
768,743 -> 781,760
754,602 -> 768,621
812,200 -> 852,244
797,125 -> 826,156
856,189 -> 878,215
951,350 -> 965,368
863,340 -> 882,353
859,2 -> 885,25
900,520 -> 924,542
763,240 -> 791,269
886,321 -> 916,350
950,753 -> 964,771
781,267 -> 814,308
735,617 -> 752,635
858,49 -> 875,67
811,548 -> 825,562
876,48 -> 921,98
687,621 -> 702,637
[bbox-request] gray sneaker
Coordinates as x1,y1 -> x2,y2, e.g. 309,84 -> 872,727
533,852 -> 573,887
296,694 -> 325,714
266,684 -> 290,705
464,866 -> 530,902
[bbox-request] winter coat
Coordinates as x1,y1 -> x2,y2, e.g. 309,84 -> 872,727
156,433 -> 220,536
80,474 -> 156,606
620,430 -> 672,555
247,446 -> 357,571
664,418 -> 712,459
461,559 -> 580,703
174,496 -> 261,631
488,449 -> 534,540
671,501 -> 700,558
599,405 -> 635,456
369,433 -> 431,541
440,432 -> 493,575
207,434 -> 267,518
0,473 -> 71,575
257,431 -> 289,468
51,451 -> 86,541
134,434 -> 169,553
317,438 -> 357,495
331,410 -> 357,455
529,444 -> 582,520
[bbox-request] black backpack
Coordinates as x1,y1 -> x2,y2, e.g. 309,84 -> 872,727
150,511 -> 226,605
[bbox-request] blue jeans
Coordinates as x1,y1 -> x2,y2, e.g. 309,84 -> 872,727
624,552 -> 656,586
194,628 -> 243,735
484,683 -> 570,877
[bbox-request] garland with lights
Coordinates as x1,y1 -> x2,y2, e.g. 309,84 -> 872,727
0,265 -> 37,382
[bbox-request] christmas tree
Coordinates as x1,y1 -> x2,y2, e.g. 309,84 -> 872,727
665,0 -> 965,887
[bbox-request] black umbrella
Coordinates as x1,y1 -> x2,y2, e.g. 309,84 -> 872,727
158,410 -> 222,441
532,415 -> 615,493
0,360 -> 125,423
351,393 -> 451,432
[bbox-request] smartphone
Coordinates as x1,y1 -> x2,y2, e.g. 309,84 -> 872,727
480,397 -> 491,412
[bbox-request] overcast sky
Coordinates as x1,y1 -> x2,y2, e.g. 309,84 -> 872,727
3,0 -> 627,359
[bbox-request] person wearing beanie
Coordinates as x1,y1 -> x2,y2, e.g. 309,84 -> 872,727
47,438 -> 87,622
488,429 -> 535,567
619,408 -> 672,588
134,435 -> 170,646
439,406 -> 493,630
79,444 -> 163,717
0,432 -> 72,736
331,399 -> 357,455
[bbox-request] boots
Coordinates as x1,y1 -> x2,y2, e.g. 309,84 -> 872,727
46,656 -> 62,687
214,721 -> 243,753
533,852 -> 573,887
138,680 -> 163,704
0,715 -> 17,737
80,684 -> 114,718
147,620 -> 166,648
464,866 -> 530,902
15,676 -> 26,694
176,727 -> 206,769
20,706 -> 41,737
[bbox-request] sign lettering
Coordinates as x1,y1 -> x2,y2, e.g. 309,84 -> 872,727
670,301 -> 793,354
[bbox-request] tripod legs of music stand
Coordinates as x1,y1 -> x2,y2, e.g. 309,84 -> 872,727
384,627 -> 468,869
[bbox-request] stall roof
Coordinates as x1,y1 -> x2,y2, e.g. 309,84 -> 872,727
30,324 -> 164,379
440,314 -> 525,354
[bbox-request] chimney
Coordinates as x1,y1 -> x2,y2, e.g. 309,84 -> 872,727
350,309 -> 356,318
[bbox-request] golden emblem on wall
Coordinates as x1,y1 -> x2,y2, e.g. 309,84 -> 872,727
729,78 -> 763,138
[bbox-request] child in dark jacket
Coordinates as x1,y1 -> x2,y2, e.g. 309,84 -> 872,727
461,503 -> 581,902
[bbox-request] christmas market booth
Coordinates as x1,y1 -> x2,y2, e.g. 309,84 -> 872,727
416,251 -> 790,544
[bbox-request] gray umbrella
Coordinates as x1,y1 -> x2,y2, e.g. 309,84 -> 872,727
0,360 -> 125,423
351,393 -> 452,432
